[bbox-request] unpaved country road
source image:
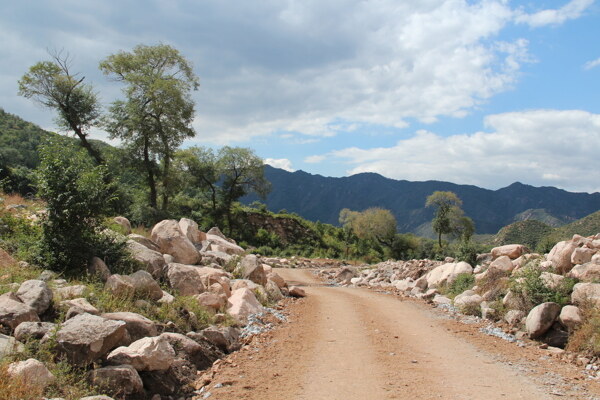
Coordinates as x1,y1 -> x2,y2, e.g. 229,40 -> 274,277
202,269 -> 600,400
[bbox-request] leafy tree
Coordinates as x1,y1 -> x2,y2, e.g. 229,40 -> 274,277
18,51 -> 103,164
339,207 -> 397,247
35,137 -> 118,274
100,44 -> 199,210
425,191 -> 471,247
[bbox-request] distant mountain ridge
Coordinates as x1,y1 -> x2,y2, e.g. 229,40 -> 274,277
244,166 -> 600,235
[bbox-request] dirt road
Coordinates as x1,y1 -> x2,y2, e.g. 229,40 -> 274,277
201,268 -> 600,400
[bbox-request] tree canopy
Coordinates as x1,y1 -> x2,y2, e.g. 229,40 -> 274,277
425,191 -> 474,247
339,207 -> 397,246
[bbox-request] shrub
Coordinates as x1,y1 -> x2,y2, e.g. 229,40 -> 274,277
444,273 -> 475,298
567,302 -> 600,355
509,261 -> 577,312
34,137 -> 119,275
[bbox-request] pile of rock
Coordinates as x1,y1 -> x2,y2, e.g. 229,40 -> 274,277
0,217 -> 304,400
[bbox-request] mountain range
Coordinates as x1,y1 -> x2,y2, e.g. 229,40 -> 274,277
244,166 -> 600,235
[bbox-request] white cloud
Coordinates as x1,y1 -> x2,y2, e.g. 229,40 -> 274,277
264,158 -> 295,172
304,155 -> 326,164
584,57 -> 600,70
515,0 -> 594,27
326,110 -> 600,193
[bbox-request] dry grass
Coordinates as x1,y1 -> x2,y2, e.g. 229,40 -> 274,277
567,300 -> 600,355
131,225 -> 151,238
0,362 -> 45,400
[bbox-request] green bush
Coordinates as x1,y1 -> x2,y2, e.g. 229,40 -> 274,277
34,137 -> 120,275
445,273 -> 475,298
509,261 -> 577,311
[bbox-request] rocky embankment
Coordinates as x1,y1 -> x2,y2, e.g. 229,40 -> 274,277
319,235 -> 600,377
0,217 -> 306,400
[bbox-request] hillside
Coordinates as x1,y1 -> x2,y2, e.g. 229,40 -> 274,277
554,210 -> 600,239
492,220 -> 554,249
244,166 -> 600,235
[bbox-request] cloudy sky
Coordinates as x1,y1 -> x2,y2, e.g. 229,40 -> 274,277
1,0 -> 599,192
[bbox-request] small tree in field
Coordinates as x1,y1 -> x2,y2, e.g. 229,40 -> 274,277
425,191 -> 471,247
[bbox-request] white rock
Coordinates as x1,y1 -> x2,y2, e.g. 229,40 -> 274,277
7,358 -> 55,389
491,244 -> 528,260
226,288 -> 264,323
425,262 -> 473,288
16,280 -> 53,315
559,305 -> 582,331
166,263 -> 206,296
0,292 -> 40,329
107,336 -> 175,371
547,240 -> 578,274
571,282 -> 600,307
178,218 -> 206,244
525,302 -> 561,338
151,219 -> 200,264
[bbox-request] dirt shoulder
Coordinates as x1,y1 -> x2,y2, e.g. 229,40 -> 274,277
195,268 -> 600,400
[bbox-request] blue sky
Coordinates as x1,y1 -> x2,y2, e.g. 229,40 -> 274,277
1,0 -> 599,192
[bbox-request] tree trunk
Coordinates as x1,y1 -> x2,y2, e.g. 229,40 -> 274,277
438,232 -> 442,248
143,136 -> 157,209
72,125 -> 104,165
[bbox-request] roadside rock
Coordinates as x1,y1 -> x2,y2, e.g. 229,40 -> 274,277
426,262 -> 472,288
548,240 -> 578,274
128,270 -> 163,301
289,286 -> 307,298
194,292 -> 225,312
105,274 -> 135,298
198,326 -> 241,353
151,220 -> 200,265
127,240 -> 165,279
205,234 -> 244,256
571,282 -> 600,306
160,332 -> 221,370
238,255 -> 267,286
491,244 -> 528,260
179,218 -> 206,244
54,313 -> 127,366
128,234 -> 161,252
113,216 -> 132,234
453,290 -> 483,313
7,358 -> 55,390
102,312 -> 158,342
266,280 -> 284,302
525,302 -> 561,339
107,336 -> 176,371
0,333 -> 24,357
0,292 -> 40,329
559,305 -> 582,331
166,263 -> 206,296
88,364 -> 144,398
227,288 -> 264,323
14,321 -> 56,342
504,310 -> 526,326
488,256 -> 514,273
88,257 -> 111,282
16,280 -> 53,315
567,262 -> 600,282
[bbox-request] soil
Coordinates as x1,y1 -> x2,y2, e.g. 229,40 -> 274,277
196,268 -> 600,400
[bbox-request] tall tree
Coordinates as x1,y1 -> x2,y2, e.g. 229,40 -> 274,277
425,191 -> 469,247
218,146 -> 271,234
100,44 -> 199,210
339,207 -> 397,246
18,51 -> 103,164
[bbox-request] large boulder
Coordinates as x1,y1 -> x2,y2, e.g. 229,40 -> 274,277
59,298 -> 99,316
160,332 -> 221,370
267,272 -> 287,289
289,286 -> 307,298
88,257 -> 111,282
0,333 -> 23,357
488,256 -> 514,274
525,302 -> 561,338
0,292 -> 40,329
491,244 -> 528,260
335,267 -> 358,285
151,220 -> 200,265
113,216 -> 132,234
7,358 -> 55,390
16,280 -> 53,315
53,284 -> 86,299
128,270 -> 163,301
571,247 -> 597,265
102,312 -> 158,342
266,280 -> 284,302
198,326 -> 241,353
105,274 -> 135,298
194,292 -> 225,312
14,321 -> 56,342
178,218 -> 206,244
107,336 -> 176,371
567,262 -> 600,282
559,305 -> 583,331
571,282 -> 600,306
425,262 -> 473,288
237,255 -> 267,286
88,364 -> 144,398
453,290 -> 483,313
227,288 -> 264,323
166,263 -> 206,296
205,234 -> 245,256
127,234 -> 160,252
126,240 -> 165,278
547,240 -> 578,274
54,313 -> 127,366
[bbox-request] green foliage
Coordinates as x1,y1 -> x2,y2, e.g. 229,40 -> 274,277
494,219 -> 554,250
426,191 -> 473,247
339,207 -> 397,246
509,261 -> 577,312
34,137 -> 120,275
445,273 -> 475,298
454,239 -> 479,265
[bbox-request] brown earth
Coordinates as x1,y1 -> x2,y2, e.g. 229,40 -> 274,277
197,268 -> 600,400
